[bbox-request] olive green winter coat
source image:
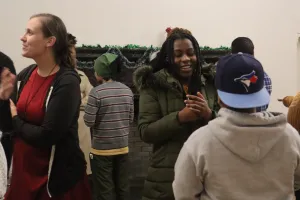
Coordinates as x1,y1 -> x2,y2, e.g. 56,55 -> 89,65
133,65 -> 219,200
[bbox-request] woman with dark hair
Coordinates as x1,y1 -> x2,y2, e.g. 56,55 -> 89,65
0,13 -> 91,200
133,29 -> 219,199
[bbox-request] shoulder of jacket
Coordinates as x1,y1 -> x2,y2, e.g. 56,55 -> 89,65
55,69 -> 80,83
17,64 -> 36,81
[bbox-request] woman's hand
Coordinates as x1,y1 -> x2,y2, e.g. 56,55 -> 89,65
185,92 -> 212,121
9,99 -> 17,117
0,68 -> 16,100
178,106 -> 198,123
178,92 -> 212,123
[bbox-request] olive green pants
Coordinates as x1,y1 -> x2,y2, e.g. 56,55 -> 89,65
90,153 -> 129,200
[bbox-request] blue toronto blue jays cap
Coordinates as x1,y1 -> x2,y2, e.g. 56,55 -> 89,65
215,53 -> 270,109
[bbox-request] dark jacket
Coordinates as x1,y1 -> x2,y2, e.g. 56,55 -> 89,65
0,65 -> 86,197
133,65 -> 219,200
0,51 -> 17,171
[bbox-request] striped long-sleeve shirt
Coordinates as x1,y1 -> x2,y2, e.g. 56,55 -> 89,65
84,81 -> 134,155
256,72 -> 272,112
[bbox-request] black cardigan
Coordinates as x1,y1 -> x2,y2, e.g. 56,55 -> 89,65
0,65 -> 86,197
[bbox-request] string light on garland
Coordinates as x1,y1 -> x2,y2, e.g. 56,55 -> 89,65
76,46 -> 157,70
107,46 -> 154,69
76,44 -> 230,70
77,28 -> 230,70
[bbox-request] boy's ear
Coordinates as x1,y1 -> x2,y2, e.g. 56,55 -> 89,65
218,96 -> 227,108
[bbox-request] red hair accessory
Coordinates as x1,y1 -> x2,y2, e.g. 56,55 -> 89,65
166,27 -> 172,33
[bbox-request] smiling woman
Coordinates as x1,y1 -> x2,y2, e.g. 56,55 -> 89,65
0,13 -> 91,200
133,29 -> 219,200
173,38 -> 196,78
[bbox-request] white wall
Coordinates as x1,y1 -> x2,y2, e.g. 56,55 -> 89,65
1,0 -> 300,112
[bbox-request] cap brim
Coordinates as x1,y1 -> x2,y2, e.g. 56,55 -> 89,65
217,88 -> 270,109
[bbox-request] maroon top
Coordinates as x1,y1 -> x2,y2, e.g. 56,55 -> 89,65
5,68 -> 91,200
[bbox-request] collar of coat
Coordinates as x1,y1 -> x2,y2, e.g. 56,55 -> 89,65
133,64 -> 216,94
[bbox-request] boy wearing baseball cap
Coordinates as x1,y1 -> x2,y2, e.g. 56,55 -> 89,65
173,53 -> 300,200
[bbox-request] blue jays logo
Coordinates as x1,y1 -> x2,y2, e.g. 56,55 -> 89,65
234,70 -> 258,92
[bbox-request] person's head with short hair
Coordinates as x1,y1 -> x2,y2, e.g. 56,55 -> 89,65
215,53 -> 269,113
231,37 -> 254,56
67,33 -> 77,66
93,53 -> 120,84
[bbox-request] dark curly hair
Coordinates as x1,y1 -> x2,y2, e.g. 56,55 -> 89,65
167,27 -> 192,38
154,30 -> 203,95
67,33 -> 77,46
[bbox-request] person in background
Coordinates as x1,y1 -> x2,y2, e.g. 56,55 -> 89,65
231,37 -> 272,112
173,53 -> 300,200
0,52 -> 14,199
84,53 -> 134,200
0,13 -> 91,200
279,93 -> 300,199
279,93 -> 300,133
0,52 -> 16,169
67,33 -> 93,179
133,28 -> 219,200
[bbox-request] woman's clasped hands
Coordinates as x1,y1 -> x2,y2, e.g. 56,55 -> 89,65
178,92 -> 212,123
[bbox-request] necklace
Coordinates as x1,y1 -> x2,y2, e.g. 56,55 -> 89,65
23,64 -> 58,119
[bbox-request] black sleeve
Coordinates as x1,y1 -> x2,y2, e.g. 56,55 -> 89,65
0,79 -> 18,132
0,65 -> 34,133
0,52 -> 17,132
12,74 -> 81,148
0,100 -> 13,132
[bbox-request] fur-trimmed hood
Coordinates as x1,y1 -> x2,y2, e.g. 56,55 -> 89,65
133,65 -> 182,94
132,63 -> 216,93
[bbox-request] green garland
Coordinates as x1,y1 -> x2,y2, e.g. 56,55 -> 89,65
77,44 -> 230,51
76,44 -> 230,70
